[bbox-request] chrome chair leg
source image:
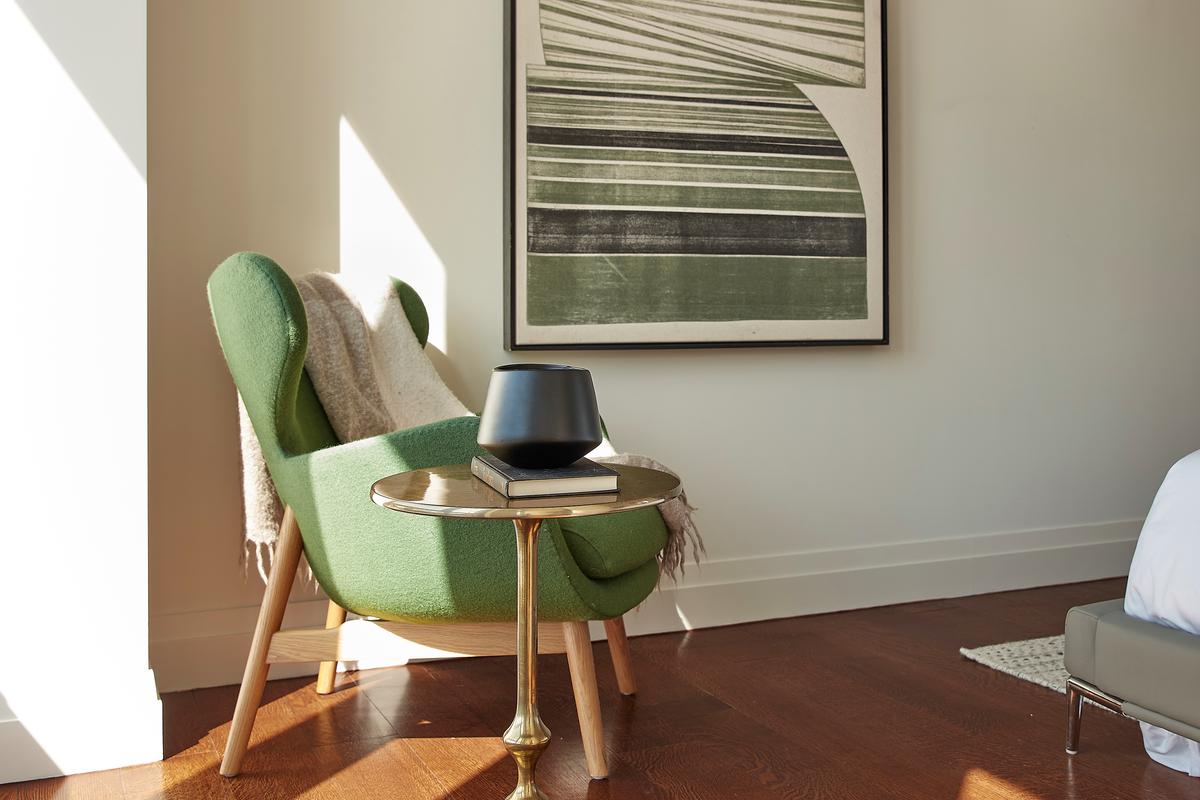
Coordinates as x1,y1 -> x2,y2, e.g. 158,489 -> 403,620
1064,676 -> 1123,756
1066,681 -> 1083,754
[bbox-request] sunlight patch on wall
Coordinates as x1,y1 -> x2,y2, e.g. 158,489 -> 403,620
1,0 -> 157,779
674,602 -> 696,630
339,116 -> 447,349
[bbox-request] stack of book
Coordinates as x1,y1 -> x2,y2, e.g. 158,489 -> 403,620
471,453 -> 619,499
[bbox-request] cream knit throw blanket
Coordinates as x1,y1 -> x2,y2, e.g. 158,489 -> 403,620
239,271 -> 703,581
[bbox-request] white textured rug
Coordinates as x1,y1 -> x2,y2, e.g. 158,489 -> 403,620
960,634 -> 1114,712
960,635 -> 1070,692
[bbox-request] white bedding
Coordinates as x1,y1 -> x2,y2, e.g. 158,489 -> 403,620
1124,448 -> 1200,777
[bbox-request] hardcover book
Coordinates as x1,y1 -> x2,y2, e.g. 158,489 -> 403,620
503,492 -> 619,509
470,454 -> 619,498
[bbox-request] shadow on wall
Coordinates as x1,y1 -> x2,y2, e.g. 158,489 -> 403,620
15,0 -> 146,176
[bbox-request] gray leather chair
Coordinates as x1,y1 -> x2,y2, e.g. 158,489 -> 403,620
1063,599 -> 1200,753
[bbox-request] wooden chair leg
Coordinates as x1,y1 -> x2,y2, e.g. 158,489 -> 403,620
315,600 -> 347,695
220,507 -> 303,777
563,621 -> 608,780
603,617 -> 637,695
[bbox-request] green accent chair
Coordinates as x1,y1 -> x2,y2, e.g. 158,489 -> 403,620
207,252 -> 668,781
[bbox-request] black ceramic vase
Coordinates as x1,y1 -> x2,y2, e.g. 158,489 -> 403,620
477,364 -> 603,469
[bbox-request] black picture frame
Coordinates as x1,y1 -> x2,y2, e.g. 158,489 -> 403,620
504,0 -> 888,351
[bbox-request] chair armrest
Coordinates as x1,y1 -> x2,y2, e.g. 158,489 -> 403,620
1064,599 -> 1124,682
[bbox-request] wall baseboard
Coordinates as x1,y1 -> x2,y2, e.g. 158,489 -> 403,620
151,520 -> 1138,692
0,669 -> 162,784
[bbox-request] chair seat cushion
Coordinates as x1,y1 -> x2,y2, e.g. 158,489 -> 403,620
558,507 -> 668,579
1065,599 -> 1200,730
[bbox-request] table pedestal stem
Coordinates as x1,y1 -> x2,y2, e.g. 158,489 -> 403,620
503,518 -> 551,800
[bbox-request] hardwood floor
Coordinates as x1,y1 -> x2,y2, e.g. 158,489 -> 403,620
6,578 -> 1198,799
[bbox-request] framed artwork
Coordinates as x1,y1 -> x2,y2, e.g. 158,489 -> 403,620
505,0 -> 887,349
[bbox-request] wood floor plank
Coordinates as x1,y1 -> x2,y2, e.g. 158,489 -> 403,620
120,753 -> 233,800
202,674 -> 397,757
0,769 -> 126,800
356,661 -> 522,798
356,662 -> 493,739
404,649 -> 616,798
6,579 -> 1197,799
225,736 -> 445,800
160,690 -> 219,760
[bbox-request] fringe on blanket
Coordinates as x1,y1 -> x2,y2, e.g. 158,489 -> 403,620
238,393 -> 282,583
591,451 -> 705,580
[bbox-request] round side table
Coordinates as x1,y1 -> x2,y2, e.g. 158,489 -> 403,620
370,463 -> 681,800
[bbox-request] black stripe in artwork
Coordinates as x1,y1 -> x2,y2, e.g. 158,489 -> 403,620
528,209 -> 866,257
528,126 -> 847,156
528,86 -> 817,111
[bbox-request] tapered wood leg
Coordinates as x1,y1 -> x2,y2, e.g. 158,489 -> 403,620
603,617 -> 637,695
220,506 -> 303,777
563,621 -> 608,780
315,600 -> 347,695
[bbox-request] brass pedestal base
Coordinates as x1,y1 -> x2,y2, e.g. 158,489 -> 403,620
502,727 -> 551,800
505,518 -> 551,799
369,463 -> 683,798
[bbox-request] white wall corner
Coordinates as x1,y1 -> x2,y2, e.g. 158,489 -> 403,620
2,0 -> 154,784
0,669 -> 162,784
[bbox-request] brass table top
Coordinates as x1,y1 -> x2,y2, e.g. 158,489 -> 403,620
370,463 -> 681,520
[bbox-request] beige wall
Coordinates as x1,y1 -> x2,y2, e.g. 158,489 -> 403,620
148,0 -> 1200,689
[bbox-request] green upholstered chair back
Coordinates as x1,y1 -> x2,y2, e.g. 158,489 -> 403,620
207,253 -> 665,624
206,251 -> 430,468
